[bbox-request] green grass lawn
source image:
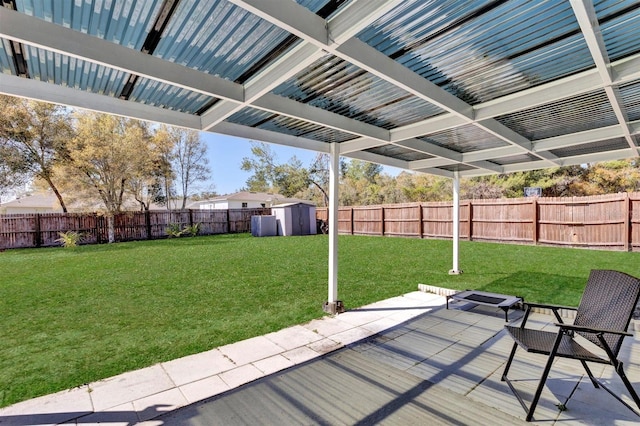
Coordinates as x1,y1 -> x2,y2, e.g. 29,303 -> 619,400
1,233 -> 638,407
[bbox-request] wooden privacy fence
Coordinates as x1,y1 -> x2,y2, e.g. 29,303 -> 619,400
0,208 -> 270,250
317,192 -> 640,252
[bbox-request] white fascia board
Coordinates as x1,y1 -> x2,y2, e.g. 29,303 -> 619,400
0,74 -> 201,129
630,120 -> 640,135
0,7 -> 243,102
339,137 -> 388,154
390,114 -> 467,142
253,93 -> 388,141
212,121 -> 330,153
501,161 -> 560,174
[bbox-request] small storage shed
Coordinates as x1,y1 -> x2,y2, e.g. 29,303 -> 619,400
272,202 -> 317,236
251,215 -> 277,237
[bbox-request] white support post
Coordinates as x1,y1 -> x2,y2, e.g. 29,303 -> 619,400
324,142 -> 343,314
449,171 -> 463,275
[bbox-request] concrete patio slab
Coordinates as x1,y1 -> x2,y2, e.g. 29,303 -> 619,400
1,289 -> 637,425
160,348 -> 235,387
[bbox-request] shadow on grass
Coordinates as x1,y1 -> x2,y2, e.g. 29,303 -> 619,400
476,271 -> 586,306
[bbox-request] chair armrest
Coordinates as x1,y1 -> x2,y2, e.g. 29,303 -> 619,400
525,302 -> 577,311
522,302 -> 576,324
555,323 -> 633,337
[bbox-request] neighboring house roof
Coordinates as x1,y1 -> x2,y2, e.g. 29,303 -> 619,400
272,201 -> 317,208
0,192 -> 192,213
0,192 -> 63,213
199,191 -> 313,206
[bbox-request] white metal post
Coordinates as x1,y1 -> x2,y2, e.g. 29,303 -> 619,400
325,142 -> 341,313
449,171 -> 462,275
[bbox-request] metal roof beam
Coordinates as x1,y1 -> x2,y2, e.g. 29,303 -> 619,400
0,74 -> 201,129
202,0 -> 400,132
253,94 -> 387,141
211,121 -> 330,154
339,137 -> 387,154
0,7 -> 243,103
570,0 -> 636,150
342,150 -> 411,171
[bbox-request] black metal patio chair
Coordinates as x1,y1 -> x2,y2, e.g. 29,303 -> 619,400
502,269 -> 640,422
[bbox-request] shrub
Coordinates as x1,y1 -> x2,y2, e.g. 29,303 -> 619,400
183,223 -> 201,237
56,231 -> 83,248
165,223 -> 185,238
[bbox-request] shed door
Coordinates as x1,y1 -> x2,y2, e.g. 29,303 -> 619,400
292,205 -> 310,235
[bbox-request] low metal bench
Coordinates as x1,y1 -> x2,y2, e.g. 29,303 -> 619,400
446,290 -> 523,322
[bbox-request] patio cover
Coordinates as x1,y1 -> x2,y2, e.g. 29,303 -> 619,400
1,0 -> 639,309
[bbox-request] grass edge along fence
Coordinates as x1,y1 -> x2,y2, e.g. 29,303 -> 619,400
0,208 -> 271,249
316,192 -> 640,252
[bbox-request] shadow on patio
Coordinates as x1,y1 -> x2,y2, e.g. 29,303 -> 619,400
156,304 -> 639,425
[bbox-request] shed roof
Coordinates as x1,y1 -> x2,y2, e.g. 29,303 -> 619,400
0,0 -> 638,177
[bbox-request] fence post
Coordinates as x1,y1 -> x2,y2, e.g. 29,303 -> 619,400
624,192 -> 630,252
418,203 -> 424,238
348,207 -> 352,234
145,210 -> 152,240
34,213 -> 41,248
532,198 -> 538,245
226,209 -> 231,233
95,213 -> 101,244
380,206 -> 385,236
468,201 -> 473,241
189,209 -> 193,228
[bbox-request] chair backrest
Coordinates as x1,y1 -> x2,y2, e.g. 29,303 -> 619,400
574,270 -> 640,355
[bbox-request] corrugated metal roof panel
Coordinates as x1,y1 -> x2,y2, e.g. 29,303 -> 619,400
0,39 -> 16,74
550,137 -> 630,158
23,45 -> 129,95
358,0 -> 593,104
227,107 -> 355,143
274,54 -> 444,129
15,0 -> 163,49
620,79 -> 640,122
495,89 -> 618,141
417,125 -> 509,153
365,145 -> 433,162
129,77 -> 218,114
154,0 -> 295,82
597,0 -> 640,61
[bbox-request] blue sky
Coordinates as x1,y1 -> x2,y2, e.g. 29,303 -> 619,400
201,132 -> 323,195
201,132 -> 404,195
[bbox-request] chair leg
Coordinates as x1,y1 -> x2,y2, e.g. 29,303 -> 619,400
580,360 -> 600,388
616,363 -> 640,413
525,351 -> 556,421
502,342 -> 518,380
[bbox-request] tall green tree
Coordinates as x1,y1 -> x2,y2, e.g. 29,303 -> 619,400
0,95 -> 72,211
168,127 -> 211,209
56,112 -> 153,242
